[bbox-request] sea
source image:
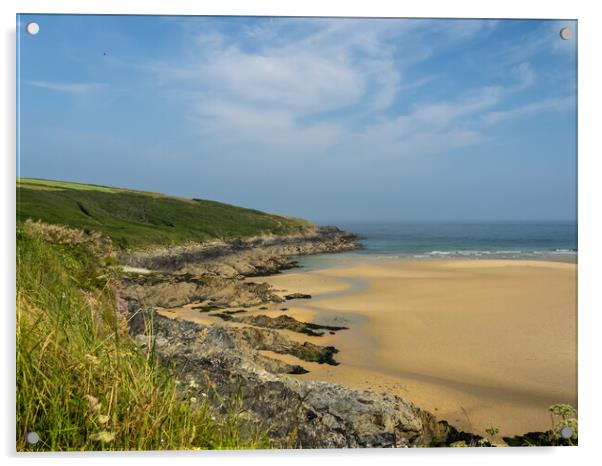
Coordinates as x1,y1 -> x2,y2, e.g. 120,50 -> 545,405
292,221 -> 578,271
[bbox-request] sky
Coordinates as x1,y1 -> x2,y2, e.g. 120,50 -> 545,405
17,15 -> 577,222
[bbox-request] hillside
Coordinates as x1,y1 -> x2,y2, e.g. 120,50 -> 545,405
16,178 -> 313,249
16,222 -> 268,450
15,179 -> 358,451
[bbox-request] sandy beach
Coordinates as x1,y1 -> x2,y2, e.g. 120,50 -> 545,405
257,258 -> 578,438
159,257 -> 577,438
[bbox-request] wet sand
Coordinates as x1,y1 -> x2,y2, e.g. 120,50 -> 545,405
259,259 -> 577,437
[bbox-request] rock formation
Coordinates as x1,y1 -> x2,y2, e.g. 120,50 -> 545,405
118,226 -> 474,448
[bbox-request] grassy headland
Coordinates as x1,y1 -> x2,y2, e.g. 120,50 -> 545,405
16,178 -> 311,450
17,178 -> 313,249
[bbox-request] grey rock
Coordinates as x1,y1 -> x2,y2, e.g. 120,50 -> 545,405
120,273 -> 282,309
285,293 -> 312,300
236,314 -> 348,337
116,228 -> 461,448
120,227 -> 360,276
122,299 -> 447,448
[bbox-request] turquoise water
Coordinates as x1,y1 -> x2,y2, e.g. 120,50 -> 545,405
293,221 -> 577,271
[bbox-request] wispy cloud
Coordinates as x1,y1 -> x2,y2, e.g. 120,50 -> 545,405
18,16 -> 577,221
510,62 -> 536,91
482,96 -> 575,126
127,18 -> 573,162
26,80 -> 106,95
193,99 -> 344,155
412,86 -> 502,128
142,19 -> 506,158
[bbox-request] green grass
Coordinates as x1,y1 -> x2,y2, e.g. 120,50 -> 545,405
16,226 -> 270,451
17,178 -> 313,249
16,178 -> 309,450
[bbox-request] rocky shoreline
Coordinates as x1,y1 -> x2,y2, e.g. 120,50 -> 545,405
120,226 -> 361,278
118,226 -> 487,448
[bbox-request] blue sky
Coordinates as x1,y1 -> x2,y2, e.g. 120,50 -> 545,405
17,15 -> 577,222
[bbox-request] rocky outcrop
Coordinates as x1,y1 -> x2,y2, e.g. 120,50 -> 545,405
119,227 -> 359,311
120,226 -> 360,277
123,300 -> 447,448
117,226 -> 478,448
503,431 -> 576,447
236,314 -> 348,337
120,273 -> 282,309
285,293 -> 312,300
214,323 -> 340,365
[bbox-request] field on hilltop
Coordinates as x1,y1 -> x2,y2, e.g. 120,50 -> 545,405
17,178 -> 313,249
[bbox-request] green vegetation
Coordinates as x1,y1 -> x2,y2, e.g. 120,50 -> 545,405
549,403 -> 578,445
15,178 -> 310,450
16,178 -> 578,450
16,223 -> 269,451
17,178 -> 313,249
502,404 -> 578,447
432,408 -> 579,448
485,425 -> 499,443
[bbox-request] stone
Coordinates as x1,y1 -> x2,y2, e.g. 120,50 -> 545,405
284,293 -> 312,300
236,314 -> 348,337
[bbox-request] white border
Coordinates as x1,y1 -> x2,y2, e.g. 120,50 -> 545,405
2,1 -> 601,465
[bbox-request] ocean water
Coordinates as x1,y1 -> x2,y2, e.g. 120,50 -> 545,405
293,221 -> 577,271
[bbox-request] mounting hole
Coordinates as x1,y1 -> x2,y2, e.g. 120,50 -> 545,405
26,22 -> 40,36
559,27 -> 572,40
559,426 -> 573,439
26,432 -> 40,444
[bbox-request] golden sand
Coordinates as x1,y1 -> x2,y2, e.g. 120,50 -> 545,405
259,259 -> 577,437
159,258 -> 576,437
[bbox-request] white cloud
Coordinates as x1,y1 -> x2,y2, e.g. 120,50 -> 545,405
428,19 -> 500,41
412,86 -> 502,128
206,49 -> 365,114
26,80 -> 106,94
341,86 -> 500,160
510,62 -> 536,91
193,99 -> 343,154
482,96 -> 574,126
152,19 -> 406,116
138,18 -> 571,162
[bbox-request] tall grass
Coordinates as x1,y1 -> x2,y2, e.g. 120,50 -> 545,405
16,226 -> 269,451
